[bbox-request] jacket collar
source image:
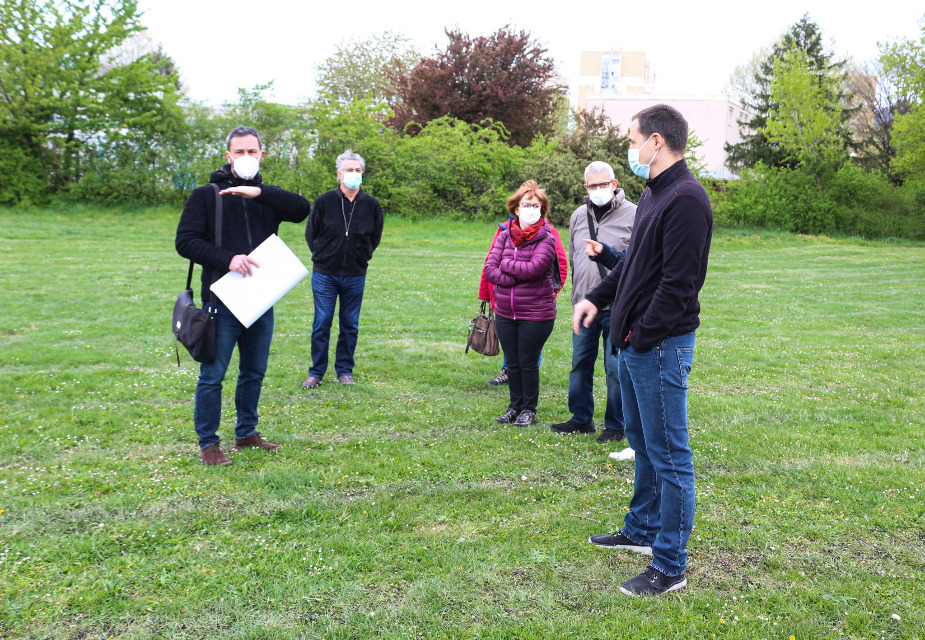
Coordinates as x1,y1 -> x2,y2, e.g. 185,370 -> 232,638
646,159 -> 688,193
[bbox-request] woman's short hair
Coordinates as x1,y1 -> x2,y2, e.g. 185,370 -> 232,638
506,180 -> 550,218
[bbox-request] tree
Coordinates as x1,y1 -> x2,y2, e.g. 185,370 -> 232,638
766,49 -> 847,168
0,0 -> 183,203
879,18 -> 925,180
314,31 -> 420,105
725,14 -> 855,172
389,25 -> 567,146
845,60 -> 912,183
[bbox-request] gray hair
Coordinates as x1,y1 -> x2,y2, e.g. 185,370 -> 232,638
225,126 -> 263,150
336,149 -> 366,172
584,161 -> 615,183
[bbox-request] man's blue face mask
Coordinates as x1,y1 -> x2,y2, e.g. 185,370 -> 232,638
627,135 -> 658,180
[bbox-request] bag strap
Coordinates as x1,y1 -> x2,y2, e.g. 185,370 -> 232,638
184,184 -> 224,291
586,208 -> 608,279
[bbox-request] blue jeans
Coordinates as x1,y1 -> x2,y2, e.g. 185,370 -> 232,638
567,308 -> 623,429
310,272 -> 366,378
618,332 -> 696,577
194,301 -> 274,449
494,316 -> 555,413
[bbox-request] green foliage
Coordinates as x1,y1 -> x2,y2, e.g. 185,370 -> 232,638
767,49 -> 847,167
880,18 -> 925,180
374,116 -> 524,219
0,0 -> 184,204
726,14 -> 855,172
720,162 -> 923,238
314,31 -> 420,105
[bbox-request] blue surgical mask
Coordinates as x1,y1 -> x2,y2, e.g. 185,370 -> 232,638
342,173 -> 362,189
627,135 -> 658,180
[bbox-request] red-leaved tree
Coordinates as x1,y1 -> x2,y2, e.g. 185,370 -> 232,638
389,26 -> 566,146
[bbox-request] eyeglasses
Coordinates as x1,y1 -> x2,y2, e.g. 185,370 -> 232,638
341,168 -> 363,173
519,203 -> 541,210
586,181 -> 613,190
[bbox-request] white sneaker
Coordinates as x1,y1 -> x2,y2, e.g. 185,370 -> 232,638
609,447 -> 635,461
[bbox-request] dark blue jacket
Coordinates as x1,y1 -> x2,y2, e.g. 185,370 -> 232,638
586,159 -> 712,351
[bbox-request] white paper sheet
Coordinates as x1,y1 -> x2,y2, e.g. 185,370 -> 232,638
210,234 -> 309,328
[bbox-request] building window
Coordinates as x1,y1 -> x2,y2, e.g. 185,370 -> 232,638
601,53 -> 622,93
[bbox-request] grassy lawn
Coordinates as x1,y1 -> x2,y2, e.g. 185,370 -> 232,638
0,205 -> 922,639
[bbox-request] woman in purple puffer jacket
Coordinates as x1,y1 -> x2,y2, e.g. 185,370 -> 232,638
483,180 -> 558,427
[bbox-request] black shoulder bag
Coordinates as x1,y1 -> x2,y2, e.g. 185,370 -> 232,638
172,184 -> 222,365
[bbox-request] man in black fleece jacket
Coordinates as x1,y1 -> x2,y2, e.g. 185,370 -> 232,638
573,104 -> 712,596
301,149 -> 383,389
176,126 -> 311,466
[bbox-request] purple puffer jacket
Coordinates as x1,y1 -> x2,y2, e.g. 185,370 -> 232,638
483,221 -> 558,321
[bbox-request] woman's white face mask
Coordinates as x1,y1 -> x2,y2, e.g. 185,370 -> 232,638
518,204 -> 541,226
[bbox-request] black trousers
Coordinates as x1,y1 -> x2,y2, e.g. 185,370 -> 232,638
495,315 -> 555,413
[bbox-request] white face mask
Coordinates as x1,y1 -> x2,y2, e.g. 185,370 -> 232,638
518,206 -> 542,226
232,155 -> 260,180
588,187 -> 613,207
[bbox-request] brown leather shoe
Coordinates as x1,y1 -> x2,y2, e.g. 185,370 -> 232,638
200,443 -> 231,466
234,432 -> 281,450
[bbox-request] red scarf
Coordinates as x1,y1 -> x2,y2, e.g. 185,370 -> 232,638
510,219 -> 544,247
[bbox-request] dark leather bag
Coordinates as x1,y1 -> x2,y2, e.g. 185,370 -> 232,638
173,287 -> 215,364
466,301 -> 500,356
172,184 -> 222,365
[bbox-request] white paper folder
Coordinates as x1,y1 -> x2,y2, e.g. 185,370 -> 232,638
210,234 -> 309,328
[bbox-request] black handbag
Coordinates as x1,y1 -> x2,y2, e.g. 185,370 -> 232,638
466,301 -> 500,356
173,184 -> 222,365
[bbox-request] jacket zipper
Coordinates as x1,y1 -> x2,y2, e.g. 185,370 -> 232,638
511,244 -> 517,319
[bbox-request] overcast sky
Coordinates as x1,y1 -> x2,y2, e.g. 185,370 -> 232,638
137,0 -> 923,106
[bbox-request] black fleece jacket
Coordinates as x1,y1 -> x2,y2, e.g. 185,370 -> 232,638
175,165 -> 311,302
585,159 -> 712,352
306,187 -> 383,276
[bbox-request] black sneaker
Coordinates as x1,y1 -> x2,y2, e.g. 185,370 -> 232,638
620,566 -> 687,596
596,428 -> 625,444
550,419 -> 595,434
488,369 -> 508,386
513,410 -> 536,426
588,531 -> 653,556
495,408 -> 518,424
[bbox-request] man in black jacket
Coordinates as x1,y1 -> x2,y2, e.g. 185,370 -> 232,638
302,149 -> 383,389
573,104 -> 712,596
176,126 -> 311,466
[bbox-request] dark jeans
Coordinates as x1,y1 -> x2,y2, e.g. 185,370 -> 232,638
568,308 -> 623,429
494,315 -> 555,413
309,272 -> 366,378
194,301 -> 274,449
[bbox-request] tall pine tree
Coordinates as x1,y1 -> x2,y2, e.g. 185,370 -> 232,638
726,14 -> 856,171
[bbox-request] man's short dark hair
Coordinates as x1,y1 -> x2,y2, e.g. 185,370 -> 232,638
225,126 -> 263,150
632,104 -> 688,153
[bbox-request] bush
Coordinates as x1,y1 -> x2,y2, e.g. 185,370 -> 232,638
374,116 -> 525,220
723,162 -> 924,239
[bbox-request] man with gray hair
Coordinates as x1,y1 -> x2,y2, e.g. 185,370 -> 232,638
550,161 -> 636,442
302,149 -> 384,389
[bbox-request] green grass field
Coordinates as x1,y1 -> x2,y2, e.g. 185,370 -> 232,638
0,205 -> 923,639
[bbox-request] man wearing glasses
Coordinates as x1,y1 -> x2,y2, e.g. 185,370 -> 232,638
550,161 -> 636,443
302,149 -> 384,388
